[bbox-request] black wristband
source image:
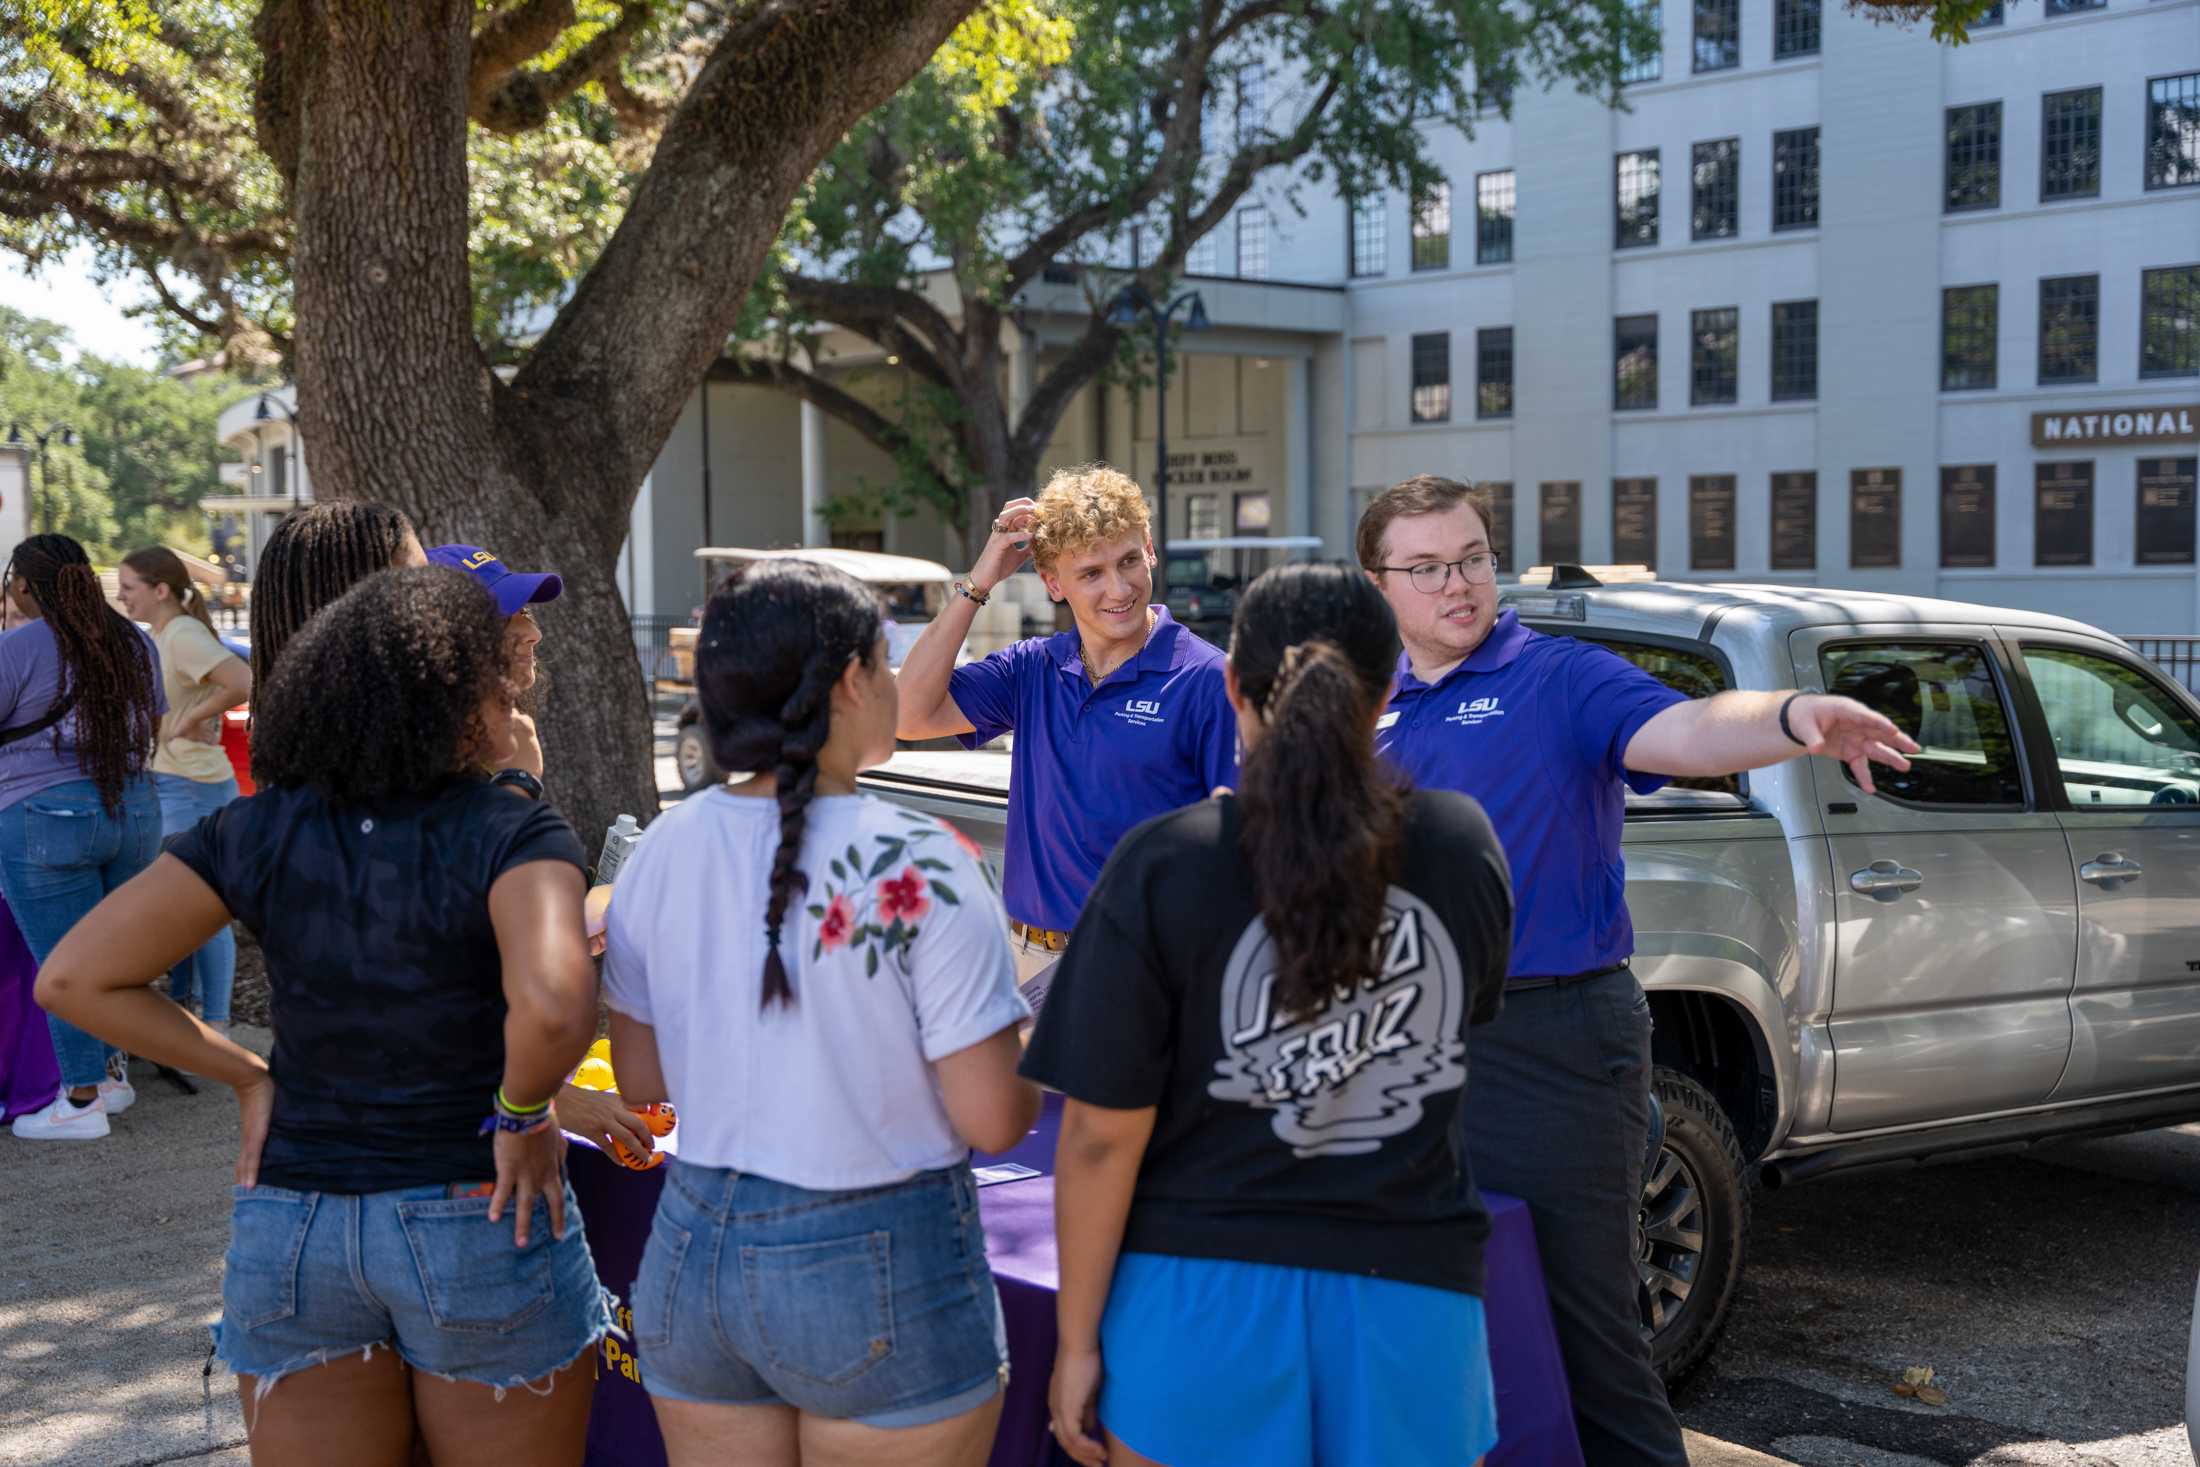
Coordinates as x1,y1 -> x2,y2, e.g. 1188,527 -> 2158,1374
1777,692 -> 1810,748
492,767 -> 545,801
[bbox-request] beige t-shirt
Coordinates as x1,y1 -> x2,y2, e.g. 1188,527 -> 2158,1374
153,616 -> 239,782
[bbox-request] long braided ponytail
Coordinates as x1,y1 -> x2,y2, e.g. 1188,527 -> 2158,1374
5,535 -> 159,813
695,560 -> 882,1010
249,502 -> 417,686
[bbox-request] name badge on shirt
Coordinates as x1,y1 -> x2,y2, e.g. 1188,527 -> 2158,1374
1376,711 -> 1401,730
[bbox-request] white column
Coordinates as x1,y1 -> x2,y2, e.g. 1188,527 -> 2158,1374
1008,326 -> 1037,427
1285,354 -> 1313,541
800,400 -> 828,547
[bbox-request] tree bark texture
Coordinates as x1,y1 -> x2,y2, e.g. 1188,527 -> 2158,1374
262,0 -> 980,847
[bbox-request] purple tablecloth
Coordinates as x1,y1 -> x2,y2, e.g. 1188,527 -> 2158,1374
568,1097 -> 1583,1467
0,895 -> 58,1123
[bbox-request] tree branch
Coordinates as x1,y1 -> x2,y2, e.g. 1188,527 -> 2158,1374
715,355 -> 930,466
1012,315 -> 1124,466
473,0 -> 655,134
469,0 -> 577,112
779,276 -> 965,391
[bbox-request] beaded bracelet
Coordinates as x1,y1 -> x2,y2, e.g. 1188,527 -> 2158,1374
479,1109 -> 556,1137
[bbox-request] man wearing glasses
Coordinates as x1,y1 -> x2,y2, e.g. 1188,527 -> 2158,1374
1358,475 -> 1913,1467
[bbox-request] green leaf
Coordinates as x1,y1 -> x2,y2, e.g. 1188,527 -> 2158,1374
811,939 -> 823,963
914,857 -> 950,872
867,845 -> 900,880
830,859 -> 846,880
929,880 -> 960,905
847,844 -> 862,873
806,904 -> 825,919
865,945 -> 879,978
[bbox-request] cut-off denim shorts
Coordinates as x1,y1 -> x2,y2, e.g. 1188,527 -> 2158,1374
633,1159 -> 1008,1428
211,1180 -> 610,1406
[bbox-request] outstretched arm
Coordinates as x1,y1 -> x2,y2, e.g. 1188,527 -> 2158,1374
1625,691 -> 1919,794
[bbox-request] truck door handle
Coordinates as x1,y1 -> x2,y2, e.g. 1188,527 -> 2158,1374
2079,852 -> 2143,886
1849,860 -> 1924,901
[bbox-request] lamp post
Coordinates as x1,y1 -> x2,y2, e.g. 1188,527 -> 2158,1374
1107,284 -> 1210,600
5,422 -> 76,535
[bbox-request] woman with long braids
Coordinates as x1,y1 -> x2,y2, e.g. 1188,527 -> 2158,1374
1023,562 -> 1516,1467
119,547 -> 253,1038
0,534 -> 164,1141
600,559 -> 1037,1467
248,501 -> 428,690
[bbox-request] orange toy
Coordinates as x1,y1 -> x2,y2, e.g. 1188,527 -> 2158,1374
610,1102 -> 676,1170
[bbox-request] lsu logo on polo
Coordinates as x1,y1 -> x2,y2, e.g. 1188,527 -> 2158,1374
1116,697 -> 1166,728
1445,695 -> 1504,728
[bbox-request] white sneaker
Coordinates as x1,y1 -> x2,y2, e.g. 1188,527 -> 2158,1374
99,1056 -> 136,1117
10,1090 -> 110,1141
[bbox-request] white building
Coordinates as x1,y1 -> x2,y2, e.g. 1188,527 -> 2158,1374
205,384 -> 310,577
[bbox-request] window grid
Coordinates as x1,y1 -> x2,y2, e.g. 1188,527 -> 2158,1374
1692,138 -> 1738,241
1773,0 -> 1820,58
1694,0 -> 1739,72
1616,314 -> 1659,411
1477,327 -> 1514,420
1350,195 -> 1386,278
2141,265 -> 2200,378
2040,87 -> 2102,201
1411,332 -> 1452,423
1772,126 -> 1819,231
1475,69 -> 1515,115
1942,284 -> 1999,391
1236,63 -> 1266,148
2148,73 -> 2200,191
1411,182 -> 1452,272
2038,274 -> 2099,385
1946,102 -> 2002,212
1476,170 -> 1515,264
1622,0 -> 1662,84
2045,0 -> 2104,14
1187,231 -> 1218,275
1772,299 -> 1818,402
1976,2 -> 2004,23
1691,307 -> 1739,405
1237,205 -> 1268,280
1616,150 -> 1661,249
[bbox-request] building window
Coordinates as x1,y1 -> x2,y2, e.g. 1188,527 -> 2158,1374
1185,493 -> 1221,539
1693,0 -> 1739,71
1774,0 -> 1820,58
1946,102 -> 2002,212
1691,138 -> 1739,240
1772,126 -> 1819,230
2141,264 -> 2200,378
1350,195 -> 1386,278
2148,73 -> 2200,191
1476,171 -> 1515,265
1237,205 -> 1268,279
1615,314 -> 1659,411
1942,284 -> 1999,391
2040,87 -> 2102,201
1475,68 -> 1515,115
1187,230 -> 1218,275
1411,182 -> 1451,271
1621,0 -> 1662,84
1616,150 -> 1661,248
1477,326 -> 1514,419
1975,2 -> 2004,23
1411,332 -> 1452,422
1771,300 -> 1818,401
1236,63 -> 1266,147
2038,274 -> 2099,384
1690,308 -> 1739,405
2044,0 -> 2103,14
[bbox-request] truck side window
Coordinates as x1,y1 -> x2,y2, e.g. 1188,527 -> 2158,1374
2020,647 -> 2200,808
1578,637 -> 1740,796
1818,643 -> 2024,808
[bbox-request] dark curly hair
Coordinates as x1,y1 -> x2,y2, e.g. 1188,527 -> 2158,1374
250,567 -> 512,805
1230,562 -> 1407,1021
249,501 -> 417,688
4,535 -> 159,813
697,559 -> 882,1010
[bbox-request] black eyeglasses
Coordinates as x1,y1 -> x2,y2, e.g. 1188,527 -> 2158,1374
1374,553 -> 1501,593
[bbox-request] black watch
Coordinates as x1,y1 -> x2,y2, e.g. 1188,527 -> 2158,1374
491,768 -> 545,801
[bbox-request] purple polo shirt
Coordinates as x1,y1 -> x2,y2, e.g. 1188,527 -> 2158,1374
1377,610 -> 1684,980
949,606 -> 1237,932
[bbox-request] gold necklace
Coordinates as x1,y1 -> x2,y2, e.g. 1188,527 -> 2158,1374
1081,608 -> 1154,685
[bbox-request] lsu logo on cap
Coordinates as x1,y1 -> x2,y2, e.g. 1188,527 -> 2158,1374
462,550 -> 499,572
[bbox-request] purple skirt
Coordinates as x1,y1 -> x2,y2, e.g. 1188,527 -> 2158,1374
0,894 -> 59,1121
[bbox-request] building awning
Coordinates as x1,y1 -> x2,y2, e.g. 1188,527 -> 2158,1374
199,495 -> 307,514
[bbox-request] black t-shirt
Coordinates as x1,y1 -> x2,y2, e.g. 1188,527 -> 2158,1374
166,778 -> 587,1194
1019,790 -> 1512,1296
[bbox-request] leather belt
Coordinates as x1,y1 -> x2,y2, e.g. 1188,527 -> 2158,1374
1011,921 -> 1071,953
1506,960 -> 1630,993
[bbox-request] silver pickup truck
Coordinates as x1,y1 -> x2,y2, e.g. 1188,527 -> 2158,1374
857,574 -> 2200,1382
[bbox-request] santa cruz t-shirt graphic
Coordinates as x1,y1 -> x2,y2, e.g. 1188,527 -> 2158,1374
1207,889 -> 1470,1158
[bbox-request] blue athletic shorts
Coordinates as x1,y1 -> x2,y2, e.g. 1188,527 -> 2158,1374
1098,1251 -> 1499,1467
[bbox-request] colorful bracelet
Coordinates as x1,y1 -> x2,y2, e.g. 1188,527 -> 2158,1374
496,1086 -> 551,1117
480,1109 -> 556,1137
953,579 -> 990,607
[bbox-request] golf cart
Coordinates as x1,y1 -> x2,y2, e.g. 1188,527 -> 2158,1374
1161,536 -> 1326,644
670,546 -> 962,793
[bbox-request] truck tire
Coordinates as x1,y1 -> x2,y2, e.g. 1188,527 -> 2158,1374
675,723 -> 719,793
1642,1067 -> 1749,1386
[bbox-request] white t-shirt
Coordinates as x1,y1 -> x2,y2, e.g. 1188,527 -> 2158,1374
601,788 -> 1028,1190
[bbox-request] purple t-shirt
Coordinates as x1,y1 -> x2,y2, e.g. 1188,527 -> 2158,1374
0,618 -> 164,813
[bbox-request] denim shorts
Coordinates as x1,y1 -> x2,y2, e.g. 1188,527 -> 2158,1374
1098,1252 -> 1499,1467
211,1180 -> 611,1399
633,1159 -> 1007,1427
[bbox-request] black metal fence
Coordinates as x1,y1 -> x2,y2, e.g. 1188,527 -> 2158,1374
631,613 -> 690,693
2125,636 -> 2200,695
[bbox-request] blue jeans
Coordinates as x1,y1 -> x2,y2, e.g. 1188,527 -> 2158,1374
155,773 -> 239,1024
0,777 -> 161,1088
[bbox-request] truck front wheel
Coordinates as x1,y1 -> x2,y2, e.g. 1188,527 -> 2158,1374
675,723 -> 720,793
1642,1067 -> 1750,1386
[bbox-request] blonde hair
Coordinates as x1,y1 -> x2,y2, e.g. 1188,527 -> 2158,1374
1029,464 -> 1152,571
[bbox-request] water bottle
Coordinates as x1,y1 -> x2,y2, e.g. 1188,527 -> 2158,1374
596,813 -> 643,884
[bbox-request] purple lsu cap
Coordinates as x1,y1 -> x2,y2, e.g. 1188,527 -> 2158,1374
427,544 -> 563,618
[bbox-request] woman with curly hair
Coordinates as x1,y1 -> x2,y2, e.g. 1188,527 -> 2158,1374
0,533 -> 164,1142
40,565 -> 606,1465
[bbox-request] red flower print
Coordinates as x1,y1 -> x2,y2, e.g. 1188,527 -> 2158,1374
878,866 -> 931,926
818,893 -> 857,952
